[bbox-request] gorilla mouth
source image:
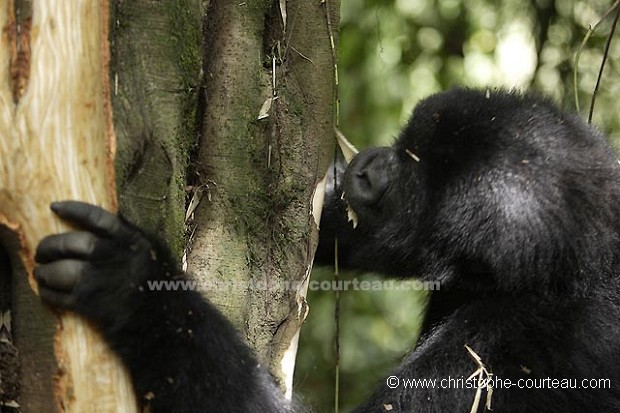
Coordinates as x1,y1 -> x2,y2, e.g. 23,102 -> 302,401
341,192 -> 359,229
341,146 -> 396,231
335,130 -> 360,229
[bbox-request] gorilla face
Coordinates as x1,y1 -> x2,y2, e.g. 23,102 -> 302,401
341,145 -> 425,276
337,88 -> 620,291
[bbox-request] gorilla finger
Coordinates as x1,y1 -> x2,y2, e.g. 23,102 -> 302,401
35,259 -> 88,291
39,287 -> 76,310
50,201 -> 135,241
35,231 -> 116,263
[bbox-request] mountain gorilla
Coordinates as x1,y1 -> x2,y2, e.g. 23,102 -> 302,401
34,88 -> 620,412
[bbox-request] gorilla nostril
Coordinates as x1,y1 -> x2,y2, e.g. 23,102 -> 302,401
355,170 -> 371,188
355,172 -> 376,195
345,147 -> 394,206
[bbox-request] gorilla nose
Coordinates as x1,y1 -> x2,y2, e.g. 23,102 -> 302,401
344,147 -> 395,206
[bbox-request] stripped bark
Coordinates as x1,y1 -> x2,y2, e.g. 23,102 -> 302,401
0,2 -> 136,412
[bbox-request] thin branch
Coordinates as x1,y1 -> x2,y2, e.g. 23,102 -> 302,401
322,0 -> 339,128
321,1 -> 341,411
333,236 -> 341,413
573,0 -> 620,112
588,2 -> 620,123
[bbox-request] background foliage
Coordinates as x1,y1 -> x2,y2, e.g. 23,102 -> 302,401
295,1 -> 620,411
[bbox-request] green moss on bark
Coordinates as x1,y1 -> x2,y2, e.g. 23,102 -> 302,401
110,0 -> 204,257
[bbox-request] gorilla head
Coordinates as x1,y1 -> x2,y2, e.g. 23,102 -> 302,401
324,89 -> 620,297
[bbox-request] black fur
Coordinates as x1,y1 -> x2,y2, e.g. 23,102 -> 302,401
35,88 -> 620,412
34,202 -> 291,413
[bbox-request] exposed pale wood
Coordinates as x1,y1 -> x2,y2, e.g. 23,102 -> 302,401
0,1 -> 137,412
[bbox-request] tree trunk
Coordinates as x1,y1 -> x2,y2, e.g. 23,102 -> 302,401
0,0 -> 338,410
109,0 -> 203,254
0,1 -> 137,412
188,0 -> 338,395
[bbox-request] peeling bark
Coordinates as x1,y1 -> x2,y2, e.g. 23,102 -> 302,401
188,0 -> 339,394
0,1 -> 136,412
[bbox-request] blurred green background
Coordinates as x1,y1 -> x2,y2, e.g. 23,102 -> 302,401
294,1 -> 620,411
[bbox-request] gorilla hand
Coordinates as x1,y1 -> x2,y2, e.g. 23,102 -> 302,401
34,201 -> 291,413
34,201 -> 165,328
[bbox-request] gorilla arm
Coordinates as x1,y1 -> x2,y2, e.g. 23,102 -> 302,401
35,201 -> 292,413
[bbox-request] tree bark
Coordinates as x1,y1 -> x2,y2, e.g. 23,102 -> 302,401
0,1 -> 136,412
188,0 -> 338,395
110,0 -> 203,254
0,0 -> 338,409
